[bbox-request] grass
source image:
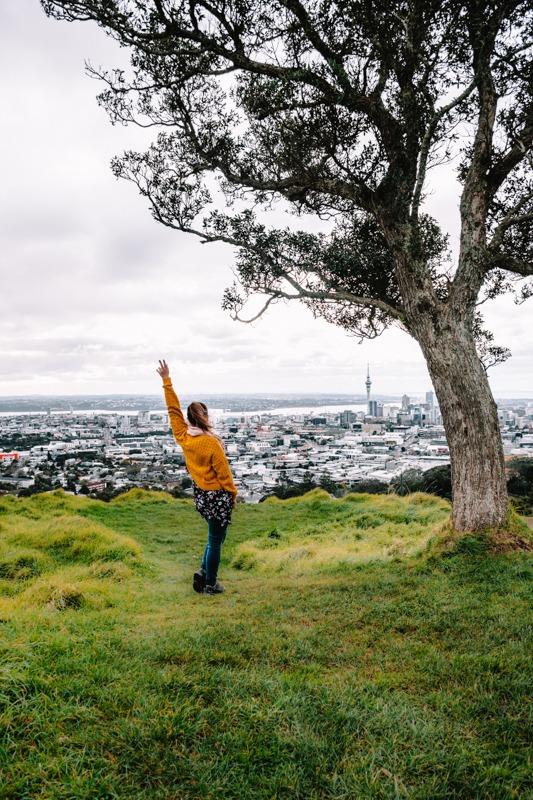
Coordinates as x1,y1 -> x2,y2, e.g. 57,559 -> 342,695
231,489 -> 450,573
0,492 -> 144,615
0,489 -> 531,799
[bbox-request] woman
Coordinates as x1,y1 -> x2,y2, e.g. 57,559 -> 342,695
156,359 -> 237,595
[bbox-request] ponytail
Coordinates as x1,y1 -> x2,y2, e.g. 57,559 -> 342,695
187,401 -> 212,433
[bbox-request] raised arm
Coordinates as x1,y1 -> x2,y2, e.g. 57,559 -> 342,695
156,359 -> 188,443
211,439 -> 238,498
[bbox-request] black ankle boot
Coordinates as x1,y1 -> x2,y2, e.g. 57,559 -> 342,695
204,580 -> 224,595
193,568 -> 206,594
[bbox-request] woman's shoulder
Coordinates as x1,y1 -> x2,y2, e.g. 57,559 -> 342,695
187,431 -> 223,448
204,433 -> 225,452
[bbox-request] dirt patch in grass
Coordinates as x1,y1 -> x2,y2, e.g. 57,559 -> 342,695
488,527 -> 533,553
426,508 -> 533,558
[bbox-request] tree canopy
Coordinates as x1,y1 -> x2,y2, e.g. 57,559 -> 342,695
42,0 -> 532,350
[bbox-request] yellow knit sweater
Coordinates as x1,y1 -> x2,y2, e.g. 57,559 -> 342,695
162,377 -> 237,496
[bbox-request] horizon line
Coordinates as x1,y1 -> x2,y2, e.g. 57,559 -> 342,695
0,392 -> 532,400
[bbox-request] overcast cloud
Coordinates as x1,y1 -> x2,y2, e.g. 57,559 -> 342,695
1,0 -> 531,398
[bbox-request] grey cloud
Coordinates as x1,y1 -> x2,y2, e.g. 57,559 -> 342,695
0,1 -> 530,397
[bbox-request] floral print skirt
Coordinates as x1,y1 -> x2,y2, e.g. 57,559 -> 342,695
193,484 -> 233,527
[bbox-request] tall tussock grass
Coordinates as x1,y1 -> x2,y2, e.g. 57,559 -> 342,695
232,490 -> 450,574
0,487 -> 174,519
0,488 -> 102,519
110,487 -> 175,504
0,491 -> 145,615
3,514 -> 142,565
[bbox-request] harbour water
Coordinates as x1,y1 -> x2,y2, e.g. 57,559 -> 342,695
0,403 -> 369,420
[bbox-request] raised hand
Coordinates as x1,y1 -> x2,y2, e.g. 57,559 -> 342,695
156,359 -> 170,380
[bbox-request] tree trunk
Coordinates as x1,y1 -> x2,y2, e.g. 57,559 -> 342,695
413,315 -> 508,532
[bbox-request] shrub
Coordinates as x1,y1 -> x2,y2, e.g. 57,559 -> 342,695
507,457 -> 533,513
391,466 -> 452,499
348,479 -> 388,494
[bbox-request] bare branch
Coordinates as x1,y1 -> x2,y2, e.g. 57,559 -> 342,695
411,30 -> 531,220
231,293 -> 281,323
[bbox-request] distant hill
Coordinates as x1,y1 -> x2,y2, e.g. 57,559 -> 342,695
0,393 -> 378,413
1,393 -> 531,414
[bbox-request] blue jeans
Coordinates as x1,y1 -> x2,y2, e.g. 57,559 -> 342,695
201,519 -> 228,585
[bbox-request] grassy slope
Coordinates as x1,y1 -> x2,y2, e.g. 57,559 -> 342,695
0,489 -> 531,800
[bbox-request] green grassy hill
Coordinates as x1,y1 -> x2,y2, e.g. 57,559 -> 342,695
0,489 -> 531,799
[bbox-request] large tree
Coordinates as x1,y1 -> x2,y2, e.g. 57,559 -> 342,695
42,0 -> 532,532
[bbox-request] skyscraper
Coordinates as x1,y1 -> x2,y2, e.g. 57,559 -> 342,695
366,364 -> 372,414
368,400 -> 379,417
425,391 -> 434,408
340,410 -> 357,428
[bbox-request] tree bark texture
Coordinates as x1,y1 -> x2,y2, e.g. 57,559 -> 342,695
412,314 -> 508,531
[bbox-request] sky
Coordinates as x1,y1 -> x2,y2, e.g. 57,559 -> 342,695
1,1 -> 531,398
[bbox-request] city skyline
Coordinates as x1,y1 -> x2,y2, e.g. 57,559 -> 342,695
1,1 -> 531,398
1,391 -> 531,501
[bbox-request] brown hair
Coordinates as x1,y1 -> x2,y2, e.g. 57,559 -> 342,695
187,401 -> 211,433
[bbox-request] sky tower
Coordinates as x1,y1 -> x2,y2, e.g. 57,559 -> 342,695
365,364 -> 371,403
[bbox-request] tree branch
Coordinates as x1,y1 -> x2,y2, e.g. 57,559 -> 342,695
232,293 -> 280,323
487,253 -> 533,276
272,283 -> 405,321
488,190 -> 533,250
487,109 -> 533,194
411,78 -> 477,218
135,171 -> 404,322
174,93 -> 377,210
451,6 -> 504,309
278,0 -> 354,94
